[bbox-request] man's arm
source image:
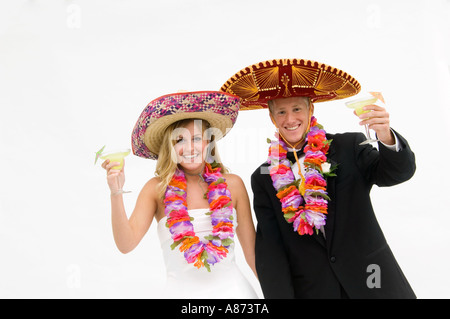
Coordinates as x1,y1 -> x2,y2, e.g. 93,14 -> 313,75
355,130 -> 416,187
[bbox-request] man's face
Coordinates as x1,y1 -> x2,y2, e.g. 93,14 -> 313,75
270,97 -> 313,147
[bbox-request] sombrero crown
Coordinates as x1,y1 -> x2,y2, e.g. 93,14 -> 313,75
131,91 -> 240,159
220,58 -> 360,110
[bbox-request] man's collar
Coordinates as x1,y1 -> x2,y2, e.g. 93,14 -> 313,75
286,145 -> 306,162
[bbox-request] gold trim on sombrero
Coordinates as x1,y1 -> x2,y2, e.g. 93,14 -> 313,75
220,58 -> 361,110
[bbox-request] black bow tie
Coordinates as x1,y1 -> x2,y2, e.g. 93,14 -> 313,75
286,148 -> 305,162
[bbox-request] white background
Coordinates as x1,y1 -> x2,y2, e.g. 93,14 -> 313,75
1,0 -> 449,298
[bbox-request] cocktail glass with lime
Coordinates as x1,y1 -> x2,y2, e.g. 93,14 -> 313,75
345,93 -> 381,145
99,148 -> 131,194
100,149 -> 130,170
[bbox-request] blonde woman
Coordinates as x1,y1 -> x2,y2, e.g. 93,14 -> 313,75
102,91 -> 258,298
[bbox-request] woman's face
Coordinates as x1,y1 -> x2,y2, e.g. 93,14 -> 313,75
172,120 -> 209,173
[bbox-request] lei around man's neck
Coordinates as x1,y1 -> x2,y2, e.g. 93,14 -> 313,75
267,116 -> 336,236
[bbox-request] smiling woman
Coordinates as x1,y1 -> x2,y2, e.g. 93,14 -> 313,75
172,120 -> 216,167
156,118 -> 227,199
100,90 -> 258,298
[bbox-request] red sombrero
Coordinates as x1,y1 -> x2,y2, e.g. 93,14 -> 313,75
220,58 -> 361,110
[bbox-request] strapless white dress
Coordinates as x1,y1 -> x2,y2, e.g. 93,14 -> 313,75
157,208 -> 258,299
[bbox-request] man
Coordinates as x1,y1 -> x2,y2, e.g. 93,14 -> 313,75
221,58 -> 416,298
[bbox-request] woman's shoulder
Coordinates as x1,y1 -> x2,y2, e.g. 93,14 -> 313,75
223,173 -> 247,193
223,172 -> 244,184
223,173 -> 249,203
141,176 -> 162,195
144,176 -> 161,186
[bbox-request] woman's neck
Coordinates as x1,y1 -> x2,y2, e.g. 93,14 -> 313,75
182,166 -> 205,182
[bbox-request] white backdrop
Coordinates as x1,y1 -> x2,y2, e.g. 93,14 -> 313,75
1,0 -> 449,298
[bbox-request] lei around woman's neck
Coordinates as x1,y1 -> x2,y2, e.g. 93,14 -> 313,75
163,162 -> 234,271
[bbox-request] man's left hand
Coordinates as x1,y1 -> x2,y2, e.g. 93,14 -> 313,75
357,104 -> 395,145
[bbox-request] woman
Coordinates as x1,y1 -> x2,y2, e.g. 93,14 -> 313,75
102,91 -> 258,298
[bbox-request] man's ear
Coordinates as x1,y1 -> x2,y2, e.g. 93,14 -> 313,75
269,111 -> 276,127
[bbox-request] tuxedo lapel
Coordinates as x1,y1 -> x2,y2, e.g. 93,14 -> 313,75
313,227 -> 326,247
313,160 -> 337,248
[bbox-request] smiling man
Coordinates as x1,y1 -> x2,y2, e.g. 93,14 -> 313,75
221,58 -> 416,299
268,97 -> 312,147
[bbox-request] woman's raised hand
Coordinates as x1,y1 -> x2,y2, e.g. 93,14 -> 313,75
101,159 -> 126,194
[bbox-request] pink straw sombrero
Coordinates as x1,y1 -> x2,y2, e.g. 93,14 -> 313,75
131,91 -> 240,159
220,58 -> 361,110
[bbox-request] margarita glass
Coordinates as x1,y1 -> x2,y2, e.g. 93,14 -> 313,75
345,94 -> 381,145
100,148 -> 131,194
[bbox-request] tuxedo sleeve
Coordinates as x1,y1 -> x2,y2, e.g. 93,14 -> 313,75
251,167 -> 295,298
355,129 -> 416,187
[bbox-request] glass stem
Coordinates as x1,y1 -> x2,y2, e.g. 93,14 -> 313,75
116,176 -> 123,193
365,124 -> 372,140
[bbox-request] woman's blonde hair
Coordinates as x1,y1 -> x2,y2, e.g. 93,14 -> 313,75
155,118 -> 229,199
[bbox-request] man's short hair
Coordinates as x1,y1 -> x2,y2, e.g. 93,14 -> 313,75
268,97 -> 311,114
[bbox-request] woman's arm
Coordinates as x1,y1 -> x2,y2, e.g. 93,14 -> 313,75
103,159 -> 158,253
226,174 -> 257,277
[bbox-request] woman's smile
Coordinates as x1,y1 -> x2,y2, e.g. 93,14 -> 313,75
182,153 -> 200,160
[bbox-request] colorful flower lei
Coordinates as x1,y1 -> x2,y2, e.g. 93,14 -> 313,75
267,116 -> 335,235
163,162 -> 234,271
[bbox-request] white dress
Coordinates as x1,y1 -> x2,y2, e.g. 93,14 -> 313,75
157,208 -> 258,299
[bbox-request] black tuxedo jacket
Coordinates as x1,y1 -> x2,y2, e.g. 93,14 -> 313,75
251,130 -> 416,298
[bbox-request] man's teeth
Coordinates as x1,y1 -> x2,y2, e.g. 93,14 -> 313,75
286,125 -> 299,131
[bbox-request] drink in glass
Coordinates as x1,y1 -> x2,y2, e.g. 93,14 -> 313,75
100,149 -> 131,170
99,148 -> 131,194
345,93 -> 382,145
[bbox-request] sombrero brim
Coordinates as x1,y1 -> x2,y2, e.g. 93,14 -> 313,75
131,91 -> 240,159
220,58 -> 361,110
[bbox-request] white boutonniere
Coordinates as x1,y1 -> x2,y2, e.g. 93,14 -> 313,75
321,162 -> 331,174
321,161 -> 338,178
